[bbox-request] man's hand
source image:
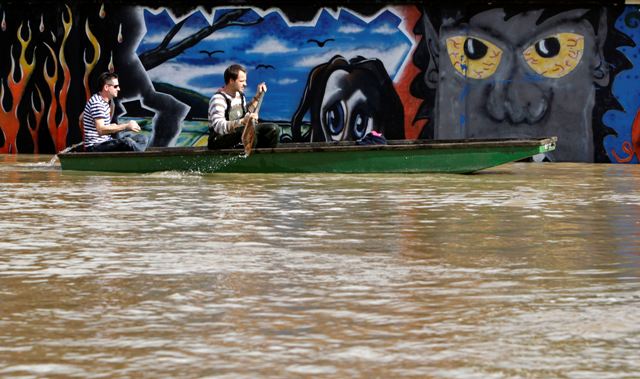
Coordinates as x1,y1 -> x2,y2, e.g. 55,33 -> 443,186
127,120 -> 141,133
256,82 -> 267,94
241,112 -> 258,128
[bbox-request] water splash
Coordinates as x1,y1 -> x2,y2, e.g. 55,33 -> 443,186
47,142 -> 83,166
47,155 -> 60,166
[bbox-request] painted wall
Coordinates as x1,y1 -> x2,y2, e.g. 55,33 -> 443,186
0,2 -> 639,163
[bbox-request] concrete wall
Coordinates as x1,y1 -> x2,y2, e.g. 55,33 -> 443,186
0,2 -> 638,162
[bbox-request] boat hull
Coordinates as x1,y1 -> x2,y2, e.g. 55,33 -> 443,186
58,137 -> 557,174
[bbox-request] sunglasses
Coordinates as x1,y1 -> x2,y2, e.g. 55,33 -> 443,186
107,84 -> 120,89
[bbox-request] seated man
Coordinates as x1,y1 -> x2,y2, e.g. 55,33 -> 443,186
83,72 -> 148,152
208,64 -> 279,150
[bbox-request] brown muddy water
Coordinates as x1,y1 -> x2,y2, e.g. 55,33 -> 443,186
1,154 -> 639,378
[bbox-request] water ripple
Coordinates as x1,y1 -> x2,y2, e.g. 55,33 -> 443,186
1,160 -> 640,377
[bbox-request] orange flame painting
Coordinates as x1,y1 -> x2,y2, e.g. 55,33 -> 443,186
43,41 -> 60,154
108,51 -> 115,73
83,19 -> 101,101
41,5 -> 73,153
28,87 -> 45,154
0,22 -> 35,153
55,4 -> 73,153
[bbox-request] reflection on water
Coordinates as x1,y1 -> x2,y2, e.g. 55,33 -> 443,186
1,155 -> 639,378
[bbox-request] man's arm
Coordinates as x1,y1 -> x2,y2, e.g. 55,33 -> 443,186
247,82 -> 267,114
95,118 -> 140,135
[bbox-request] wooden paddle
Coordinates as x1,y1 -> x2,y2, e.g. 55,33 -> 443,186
241,90 -> 264,156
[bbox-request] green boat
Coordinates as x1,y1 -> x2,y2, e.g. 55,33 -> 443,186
57,137 -> 557,174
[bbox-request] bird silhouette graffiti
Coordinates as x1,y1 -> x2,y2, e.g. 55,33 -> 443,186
307,38 -> 334,47
256,64 -> 275,70
199,49 -> 224,57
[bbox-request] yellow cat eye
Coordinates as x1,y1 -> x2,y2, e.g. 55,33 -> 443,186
523,33 -> 584,78
446,36 -> 503,79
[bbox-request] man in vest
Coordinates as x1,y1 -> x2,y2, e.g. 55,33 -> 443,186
83,72 -> 148,152
208,64 -> 279,150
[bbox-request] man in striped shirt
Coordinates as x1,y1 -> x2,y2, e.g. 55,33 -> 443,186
83,72 -> 148,152
207,64 -> 279,149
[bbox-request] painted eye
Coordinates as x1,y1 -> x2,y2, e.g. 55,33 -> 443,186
325,102 -> 345,136
464,38 -> 488,60
350,109 -> 370,140
535,37 -> 560,58
446,36 -> 502,79
523,33 -> 584,78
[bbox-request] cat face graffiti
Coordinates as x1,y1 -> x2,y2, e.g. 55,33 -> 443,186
424,8 -> 609,162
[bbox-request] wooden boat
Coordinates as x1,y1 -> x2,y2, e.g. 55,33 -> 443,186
58,137 -> 556,174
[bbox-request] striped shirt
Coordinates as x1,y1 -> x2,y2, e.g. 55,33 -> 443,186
83,93 -> 112,146
208,90 -> 246,137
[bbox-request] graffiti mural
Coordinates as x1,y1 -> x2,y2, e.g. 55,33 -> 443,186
604,7 -> 640,164
412,5 -> 632,162
0,2 -> 191,152
290,55 -> 405,142
0,2 -> 638,163
138,6 -> 415,145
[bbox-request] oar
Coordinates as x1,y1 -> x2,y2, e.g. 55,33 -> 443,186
241,91 -> 264,156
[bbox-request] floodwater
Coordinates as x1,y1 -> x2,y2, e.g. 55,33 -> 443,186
1,154 -> 639,378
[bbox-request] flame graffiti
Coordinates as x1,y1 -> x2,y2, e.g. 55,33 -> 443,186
0,4 -> 118,154
27,87 -> 45,154
108,50 -> 115,72
99,3 -> 106,19
56,5 -> 72,152
42,5 -> 73,153
83,19 -> 101,101
43,41 -> 59,154
611,107 -> 640,163
0,22 -> 35,153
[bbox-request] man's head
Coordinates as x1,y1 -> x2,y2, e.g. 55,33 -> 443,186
414,7 -> 613,162
98,72 -> 120,99
224,64 -> 248,94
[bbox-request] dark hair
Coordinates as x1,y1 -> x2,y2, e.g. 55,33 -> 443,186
224,64 -> 246,84
291,55 -> 405,142
97,72 -> 118,90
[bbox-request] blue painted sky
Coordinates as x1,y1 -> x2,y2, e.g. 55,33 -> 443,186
138,7 -> 413,120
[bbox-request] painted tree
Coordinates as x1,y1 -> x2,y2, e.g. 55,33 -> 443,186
138,9 -> 262,71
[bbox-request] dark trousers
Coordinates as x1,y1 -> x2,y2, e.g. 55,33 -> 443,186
208,123 -> 280,150
87,132 -> 148,152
